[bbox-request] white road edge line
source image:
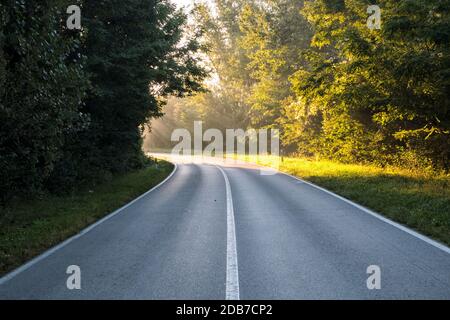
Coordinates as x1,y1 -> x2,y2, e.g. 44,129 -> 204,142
0,164 -> 179,286
217,165 -> 240,300
277,170 -> 450,255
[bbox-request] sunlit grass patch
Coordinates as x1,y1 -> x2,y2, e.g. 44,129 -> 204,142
232,154 -> 450,247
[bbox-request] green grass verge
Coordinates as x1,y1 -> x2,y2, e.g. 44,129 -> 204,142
0,160 -> 174,276
235,155 -> 450,247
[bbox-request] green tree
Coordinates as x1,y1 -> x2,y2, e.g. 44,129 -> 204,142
239,0 -> 312,129
1,0 -> 208,199
188,0 -> 254,131
50,0 -> 208,188
289,0 -> 450,168
0,1 -> 88,201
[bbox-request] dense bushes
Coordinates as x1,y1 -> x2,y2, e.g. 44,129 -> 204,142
0,1 -> 88,200
0,0 -> 206,202
288,0 -> 450,170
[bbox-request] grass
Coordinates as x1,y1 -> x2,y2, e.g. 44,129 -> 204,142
0,160 -> 174,276
232,154 -> 450,247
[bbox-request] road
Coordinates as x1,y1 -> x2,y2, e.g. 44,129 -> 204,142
1,158 -> 449,299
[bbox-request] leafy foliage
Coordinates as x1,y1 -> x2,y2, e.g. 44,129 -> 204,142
175,0 -> 255,132
289,0 -> 450,169
0,1 -> 89,200
171,0 -> 449,170
239,0 -> 312,129
0,0 -> 207,201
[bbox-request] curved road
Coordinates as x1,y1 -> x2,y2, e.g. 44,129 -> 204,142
1,159 -> 449,299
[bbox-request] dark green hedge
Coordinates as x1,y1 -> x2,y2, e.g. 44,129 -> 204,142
0,0 -> 207,202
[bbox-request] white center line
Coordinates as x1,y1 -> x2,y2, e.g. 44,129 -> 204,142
217,166 -> 240,300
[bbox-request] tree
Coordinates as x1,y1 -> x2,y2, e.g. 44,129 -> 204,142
49,0 -> 208,188
288,0 -> 450,168
188,0 -> 254,131
239,0 -> 312,129
0,1 -> 88,201
1,0 -> 208,199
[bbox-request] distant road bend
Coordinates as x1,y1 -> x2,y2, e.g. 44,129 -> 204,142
1,156 -> 449,299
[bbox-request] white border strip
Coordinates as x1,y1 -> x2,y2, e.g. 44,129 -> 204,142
279,170 -> 450,255
217,166 -> 240,300
0,164 -> 179,286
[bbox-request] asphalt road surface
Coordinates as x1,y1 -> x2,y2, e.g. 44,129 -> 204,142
1,158 -> 449,299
